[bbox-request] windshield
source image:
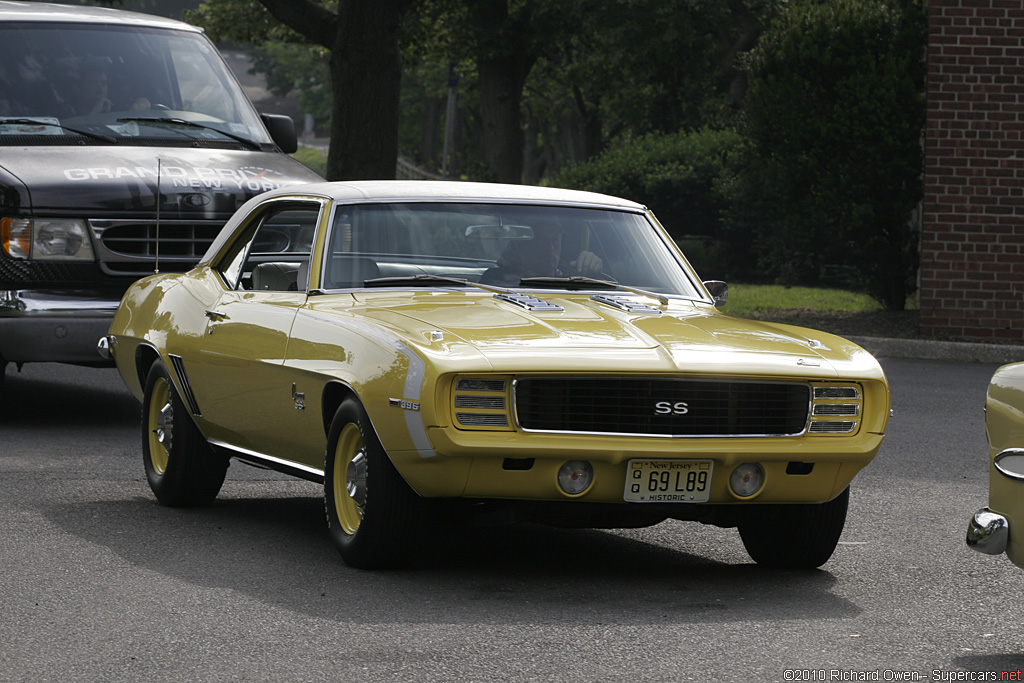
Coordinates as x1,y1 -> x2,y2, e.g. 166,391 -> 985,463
322,202 -> 703,298
0,22 -> 270,146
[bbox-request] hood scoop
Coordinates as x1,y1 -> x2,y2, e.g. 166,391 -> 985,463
493,292 -> 563,312
591,294 -> 662,316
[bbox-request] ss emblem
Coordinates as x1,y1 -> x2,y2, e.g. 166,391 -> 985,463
654,401 -> 689,415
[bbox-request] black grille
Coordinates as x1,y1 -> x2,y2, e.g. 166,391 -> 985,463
97,221 -> 221,259
93,219 -> 223,276
514,378 -> 810,436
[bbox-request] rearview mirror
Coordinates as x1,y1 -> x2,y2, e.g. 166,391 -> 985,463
465,224 -> 534,240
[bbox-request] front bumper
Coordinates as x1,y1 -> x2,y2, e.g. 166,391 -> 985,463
966,507 -> 1009,556
396,425 -> 883,502
0,289 -> 122,366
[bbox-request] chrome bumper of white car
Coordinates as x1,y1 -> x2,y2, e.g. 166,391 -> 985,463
966,507 -> 1009,556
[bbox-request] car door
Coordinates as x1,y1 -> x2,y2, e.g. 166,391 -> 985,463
188,198 -> 325,456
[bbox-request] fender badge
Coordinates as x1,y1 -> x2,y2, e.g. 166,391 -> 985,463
291,383 -> 305,410
389,398 -> 420,411
797,358 -> 821,367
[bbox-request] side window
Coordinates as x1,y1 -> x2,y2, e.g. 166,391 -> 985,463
216,202 -> 322,291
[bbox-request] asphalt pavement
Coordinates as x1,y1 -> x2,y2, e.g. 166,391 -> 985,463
1,354 -> 1019,681
849,335 -> 1024,364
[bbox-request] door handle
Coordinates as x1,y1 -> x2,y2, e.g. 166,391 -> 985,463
205,309 -> 229,321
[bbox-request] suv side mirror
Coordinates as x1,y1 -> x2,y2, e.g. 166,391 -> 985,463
703,280 -> 729,307
260,113 -> 298,154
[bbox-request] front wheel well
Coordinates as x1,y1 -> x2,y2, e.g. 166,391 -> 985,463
134,344 -> 161,392
321,381 -> 358,438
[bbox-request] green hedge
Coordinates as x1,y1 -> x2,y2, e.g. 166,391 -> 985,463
292,146 -> 327,178
725,0 -> 925,309
550,128 -> 740,243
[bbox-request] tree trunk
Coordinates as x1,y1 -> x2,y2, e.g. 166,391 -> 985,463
420,96 -> 443,170
471,0 -> 537,184
721,0 -> 762,108
256,0 -> 412,181
326,1 -> 408,180
477,55 -> 532,184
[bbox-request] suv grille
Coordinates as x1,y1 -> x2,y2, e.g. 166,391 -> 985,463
514,378 -> 810,437
91,219 -> 223,276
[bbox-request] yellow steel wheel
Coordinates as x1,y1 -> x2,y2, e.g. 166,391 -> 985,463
333,423 -> 367,535
141,359 -> 228,507
325,397 -> 426,569
146,376 -> 172,476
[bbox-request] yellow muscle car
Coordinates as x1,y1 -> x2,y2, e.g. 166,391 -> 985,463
101,181 -> 890,569
967,361 -> 1024,567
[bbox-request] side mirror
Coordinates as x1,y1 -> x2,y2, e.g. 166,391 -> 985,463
260,113 -> 298,154
703,280 -> 729,307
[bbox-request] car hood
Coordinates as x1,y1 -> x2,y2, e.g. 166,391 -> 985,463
339,290 -> 881,378
0,146 -> 321,217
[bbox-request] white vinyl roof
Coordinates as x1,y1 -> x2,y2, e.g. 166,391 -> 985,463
266,180 -> 647,211
0,1 -> 200,32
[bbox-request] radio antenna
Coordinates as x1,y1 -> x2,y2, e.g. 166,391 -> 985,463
154,157 -> 161,274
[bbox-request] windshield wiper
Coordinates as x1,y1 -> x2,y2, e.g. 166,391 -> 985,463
117,117 -> 261,150
363,274 -> 513,293
361,273 -> 670,305
364,274 -> 467,288
519,276 -> 670,305
0,117 -> 116,143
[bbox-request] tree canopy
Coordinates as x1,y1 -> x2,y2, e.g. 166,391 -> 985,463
185,0 -> 926,309
191,0 -> 413,180
725,0 -> 925,308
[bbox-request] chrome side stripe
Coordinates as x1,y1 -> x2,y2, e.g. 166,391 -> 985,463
208,439 -> 325,484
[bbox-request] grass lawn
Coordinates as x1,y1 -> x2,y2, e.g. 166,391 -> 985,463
716,284 -> 919,339
718,284 -> 884,317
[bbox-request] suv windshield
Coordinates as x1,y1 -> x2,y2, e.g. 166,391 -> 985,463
0,22 -> 270,146
321,202 -> 703,298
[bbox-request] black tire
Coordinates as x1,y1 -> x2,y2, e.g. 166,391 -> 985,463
738,487 -> 850,569
324,397 -> 425,569
141,359 -> 228,507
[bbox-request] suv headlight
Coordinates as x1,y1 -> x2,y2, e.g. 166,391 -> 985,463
1,218 -> 95,261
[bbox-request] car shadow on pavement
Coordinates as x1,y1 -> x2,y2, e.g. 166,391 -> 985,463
42,489 -> 860,627
0,366 -> 138,428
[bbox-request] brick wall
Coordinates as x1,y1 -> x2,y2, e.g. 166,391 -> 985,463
921,0 -> 1024,342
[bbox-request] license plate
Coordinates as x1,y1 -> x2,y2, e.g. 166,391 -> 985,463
624,459 -> 713,502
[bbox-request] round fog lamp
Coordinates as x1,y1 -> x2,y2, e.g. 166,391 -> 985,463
729,463 -> 765,497
557,460 -> 593,495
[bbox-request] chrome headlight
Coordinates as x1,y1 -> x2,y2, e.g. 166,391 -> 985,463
452,375 -> 513,430
1,218 -> 95,261
808,383 -> 863,434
